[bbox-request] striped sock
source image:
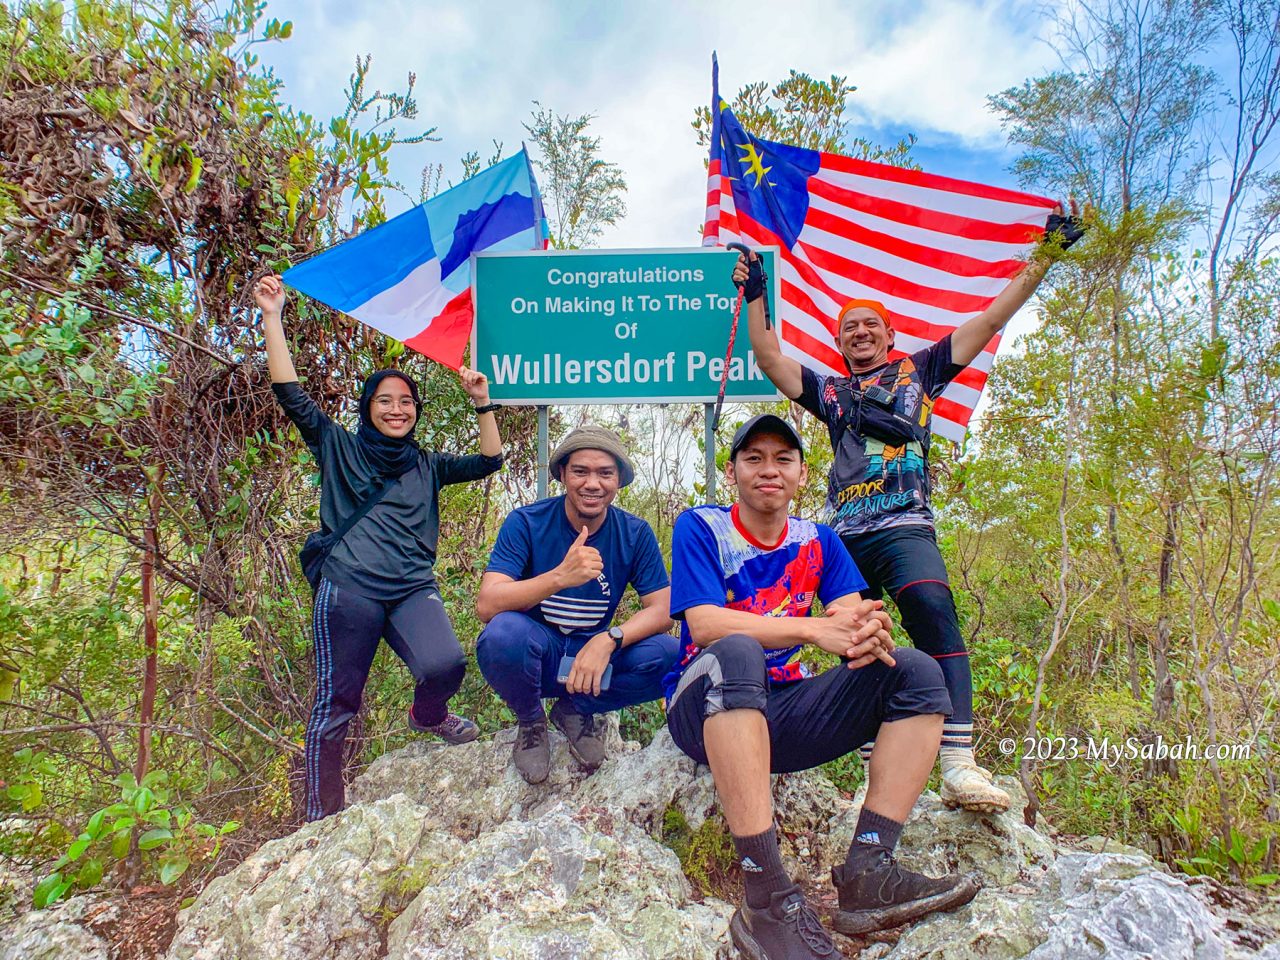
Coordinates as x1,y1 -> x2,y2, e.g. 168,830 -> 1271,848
941,721 -> 974,752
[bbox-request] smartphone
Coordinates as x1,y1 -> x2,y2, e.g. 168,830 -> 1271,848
556,654 -> 613,692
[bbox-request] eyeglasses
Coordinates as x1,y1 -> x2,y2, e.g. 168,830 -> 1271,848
372,397 -> 416,411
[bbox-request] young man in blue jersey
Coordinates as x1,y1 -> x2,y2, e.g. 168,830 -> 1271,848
476,425 -> 679,784
734,208 -> 1084,815
665,414 -> 978,959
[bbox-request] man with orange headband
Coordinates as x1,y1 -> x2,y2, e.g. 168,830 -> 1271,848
735,207 -> 1084,815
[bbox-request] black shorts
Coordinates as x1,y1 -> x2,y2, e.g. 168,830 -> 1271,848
665,633 -> 951,773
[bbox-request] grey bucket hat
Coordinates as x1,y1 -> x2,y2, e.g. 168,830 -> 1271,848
550,424 -> 636,487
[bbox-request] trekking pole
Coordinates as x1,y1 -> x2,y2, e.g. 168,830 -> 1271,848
712,243 -> 754,434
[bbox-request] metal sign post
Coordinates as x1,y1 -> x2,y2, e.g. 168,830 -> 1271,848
536,405 -> 549,499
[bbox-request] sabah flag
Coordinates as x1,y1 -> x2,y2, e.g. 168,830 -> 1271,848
284,148 -> 547,370
703,57 -> 1055,441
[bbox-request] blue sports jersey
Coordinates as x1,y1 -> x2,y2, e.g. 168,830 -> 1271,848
662,504 -> 867,700
486,496 -> 669,644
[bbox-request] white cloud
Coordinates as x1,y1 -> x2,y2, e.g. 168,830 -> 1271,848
260,0 -> 1062,247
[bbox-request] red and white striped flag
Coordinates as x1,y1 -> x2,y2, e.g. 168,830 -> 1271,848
703,63 -> 1055,441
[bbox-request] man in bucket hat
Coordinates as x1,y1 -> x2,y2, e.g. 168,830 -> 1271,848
476,425 -> 679,783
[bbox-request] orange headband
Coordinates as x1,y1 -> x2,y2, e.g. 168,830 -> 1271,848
838,298 -> 891,326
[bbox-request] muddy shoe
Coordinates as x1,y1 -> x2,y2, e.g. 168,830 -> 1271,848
831,847 -> 980,935
407,708 -> 479,745
549,699 -> 607,771
940,759 -> 1011,814
513,719 -> 551,784
729,887 -> 837,959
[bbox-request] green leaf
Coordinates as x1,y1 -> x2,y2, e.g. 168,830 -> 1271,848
133,787 -> 154,815
65,834 -> 93,862
85,809 -> 107,838
218,820 -> 241,835
137,828 -> 173,851
33,872 -> 68,909
76,858 -> 104,888
111,831 -> 131,860
21,782 -> 42,812
159,856 -> 190,885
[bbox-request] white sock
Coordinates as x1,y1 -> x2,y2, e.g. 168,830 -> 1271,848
939,746 -> 976,770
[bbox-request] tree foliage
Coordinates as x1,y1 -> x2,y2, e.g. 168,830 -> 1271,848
692,69 -> 917,167
523,103 -> 627,249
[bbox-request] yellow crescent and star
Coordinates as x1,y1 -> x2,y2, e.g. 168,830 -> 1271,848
718,99 -> 773,190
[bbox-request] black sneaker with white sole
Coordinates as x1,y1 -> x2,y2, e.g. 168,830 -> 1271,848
729,887 -> 836,960
830,846 -> 980,935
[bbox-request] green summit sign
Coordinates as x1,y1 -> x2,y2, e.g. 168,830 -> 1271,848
472,248 -> 782,404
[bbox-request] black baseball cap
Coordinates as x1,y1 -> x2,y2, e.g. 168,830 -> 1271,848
729,414 -> 805,459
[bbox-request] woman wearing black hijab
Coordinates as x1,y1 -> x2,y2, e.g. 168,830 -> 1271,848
254,274 -> 503,821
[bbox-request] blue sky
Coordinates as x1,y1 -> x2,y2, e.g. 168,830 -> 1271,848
259,0 -> 1065,341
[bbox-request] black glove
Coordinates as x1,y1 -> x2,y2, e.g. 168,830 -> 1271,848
1044,212 -> 1086,249
741,256 -> 765,303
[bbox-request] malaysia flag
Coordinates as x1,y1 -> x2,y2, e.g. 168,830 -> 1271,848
703,58 -> 1055,441
284,148 -> 547,370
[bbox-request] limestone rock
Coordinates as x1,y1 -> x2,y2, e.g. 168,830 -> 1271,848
384,805 -> 733,960
0,894 -> 116,960
822,777 -> 1058,886
137,727 -> 1280,960
347,718 -> 635,841
882,852 -> 1273,960
164,795 -> 453,960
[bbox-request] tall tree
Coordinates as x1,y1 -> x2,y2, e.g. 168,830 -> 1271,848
523,103 -> 627,249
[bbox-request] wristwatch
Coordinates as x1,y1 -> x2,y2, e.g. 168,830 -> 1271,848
607,626 -> 625,652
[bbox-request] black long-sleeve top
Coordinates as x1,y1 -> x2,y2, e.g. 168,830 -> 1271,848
273,381 -> 503,601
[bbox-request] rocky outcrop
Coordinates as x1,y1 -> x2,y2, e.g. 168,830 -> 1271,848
0,892 -> 116,960
4,725 -> 1277,959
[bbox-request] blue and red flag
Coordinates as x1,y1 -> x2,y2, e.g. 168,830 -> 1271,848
703,57 -> 1056,441
285,148 -> 547,370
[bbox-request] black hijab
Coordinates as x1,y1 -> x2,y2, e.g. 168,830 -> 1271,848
356,370 -> 422,479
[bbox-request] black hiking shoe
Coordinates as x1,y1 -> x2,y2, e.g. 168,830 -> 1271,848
513,719 -> 550,784
549,699 -> 607,771
729,887 -> 837,959
830,846 -> 980,935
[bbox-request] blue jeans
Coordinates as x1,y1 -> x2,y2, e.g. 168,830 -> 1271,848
476,611 -> 679,724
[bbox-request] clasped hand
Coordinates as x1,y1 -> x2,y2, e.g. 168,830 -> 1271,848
809,599 -> 895,669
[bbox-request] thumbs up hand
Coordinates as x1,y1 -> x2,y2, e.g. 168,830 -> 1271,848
555,525 -> 604,588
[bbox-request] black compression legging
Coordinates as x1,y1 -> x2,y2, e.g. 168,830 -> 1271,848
840,525 -> 973,752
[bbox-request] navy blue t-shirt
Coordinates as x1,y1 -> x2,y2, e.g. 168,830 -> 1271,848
486,496 -> 669,644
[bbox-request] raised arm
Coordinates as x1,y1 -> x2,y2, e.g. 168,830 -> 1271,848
253,274 -> 299,384
950,202 -> 1086,367
734,252 -> 804,400
459,366 -> 501,457
948,258 -> 1051,368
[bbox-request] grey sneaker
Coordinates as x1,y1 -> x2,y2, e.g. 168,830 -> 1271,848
729,887 -> 837,959
513,719 -> 551,784
831,846 -> 980,934
408,708 -> 478,745
549,699 -> 607,771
